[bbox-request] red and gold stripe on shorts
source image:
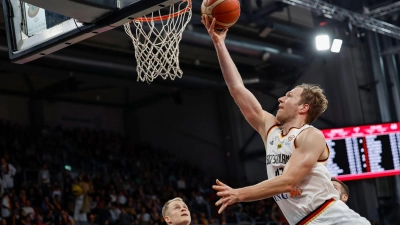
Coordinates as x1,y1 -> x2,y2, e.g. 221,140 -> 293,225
296,198 -> 335,225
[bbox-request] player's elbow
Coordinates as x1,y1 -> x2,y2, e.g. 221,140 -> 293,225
229,86 -> 245,97
280,176 -> 298,192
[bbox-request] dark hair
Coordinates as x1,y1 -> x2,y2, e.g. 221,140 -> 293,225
331,177 -> 349,195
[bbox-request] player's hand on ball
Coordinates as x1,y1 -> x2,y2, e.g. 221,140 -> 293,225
201,15 -> 228,43
212,179 -> 239,214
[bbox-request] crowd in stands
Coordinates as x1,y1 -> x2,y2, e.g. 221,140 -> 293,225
0,120 -> 288,225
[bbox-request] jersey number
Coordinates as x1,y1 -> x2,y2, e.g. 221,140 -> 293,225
275,167 -> 284,176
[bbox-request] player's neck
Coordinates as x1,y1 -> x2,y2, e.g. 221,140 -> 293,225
174,222 -> 190,225
281,119 -> 307,135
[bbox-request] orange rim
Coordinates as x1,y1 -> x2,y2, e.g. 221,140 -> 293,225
133,0 -> 191,22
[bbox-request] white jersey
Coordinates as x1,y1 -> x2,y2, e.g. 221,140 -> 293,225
265,124 -> 339,224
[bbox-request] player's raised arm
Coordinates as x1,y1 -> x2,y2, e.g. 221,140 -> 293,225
202,16 -> 277,136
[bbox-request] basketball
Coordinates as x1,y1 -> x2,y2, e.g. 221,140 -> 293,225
201,0 -> 241,29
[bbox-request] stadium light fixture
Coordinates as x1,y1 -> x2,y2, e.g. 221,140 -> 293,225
331,39 -> 343,53
315,34 -> 330,51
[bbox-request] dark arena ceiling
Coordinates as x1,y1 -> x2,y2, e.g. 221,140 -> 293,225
0,0 -> 399,106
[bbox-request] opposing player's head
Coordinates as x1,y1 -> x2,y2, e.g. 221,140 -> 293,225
162,197 -> 191,225
276,83 -> 328,124
331,177 -> 349,203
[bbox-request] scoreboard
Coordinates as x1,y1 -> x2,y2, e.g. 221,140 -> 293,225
322,122 -> 400,181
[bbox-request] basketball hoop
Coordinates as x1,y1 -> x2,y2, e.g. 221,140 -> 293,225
124,0 -> 192,82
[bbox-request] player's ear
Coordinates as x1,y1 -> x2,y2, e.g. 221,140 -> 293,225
342,194 -> 348,203
164,216 -> 171,224
299,104 -> 309,114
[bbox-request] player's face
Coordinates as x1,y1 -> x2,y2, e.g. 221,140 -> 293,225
332,181 -> 342,195
332,181 -> 348,203
276,87 -> 304,124
164,200 -> 191,225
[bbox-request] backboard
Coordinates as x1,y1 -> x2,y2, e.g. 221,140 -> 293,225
2,0 -> 182,64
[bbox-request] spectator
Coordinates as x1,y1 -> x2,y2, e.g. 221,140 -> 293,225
60,210 -> 74,225
109,203 -> 121,224
52,183 -> 62,200
0,120 -> 339,225
93,204 -> 111,225
88,213 -> 97,225
0,177 -> 3,197
18,190 -> 27,207
22,200 -> 35,220
271,203 -> 289,225
177,176 -> 186,191
53,194 -> 63,212
63,170 -> 73,188
62,176 -> 73,209
150,206 -> 162,224
33,214 -> 46,225
73,174 -> 91,225
191,213 -> 199,225
199,212 -> 208,225
137,207 -> 150,224
1,193 -> 11,223
88,196 -> 97,212
38,164 -> 50,187
117,191 -> 127,206
18,214 -> 32,225
43,209 -> 55,224
254,206 -> 267,224
122,198 -> 136,219
1,158 -> 16,192
118,208 -> 132,225
41,196 -> 55,214
109,190 -> 117,203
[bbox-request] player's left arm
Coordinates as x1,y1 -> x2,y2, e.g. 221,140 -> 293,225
214,128 -> 326,213
241,128 -> 326,200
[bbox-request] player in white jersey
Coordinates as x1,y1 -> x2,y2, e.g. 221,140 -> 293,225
202,16 -> 370,225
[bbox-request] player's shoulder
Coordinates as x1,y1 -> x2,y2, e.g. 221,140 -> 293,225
298,126 -> 325,140
295,127 -> 326,151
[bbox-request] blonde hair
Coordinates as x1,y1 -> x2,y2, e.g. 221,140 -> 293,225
162,197 -> 183,217
296,83 -> 328,124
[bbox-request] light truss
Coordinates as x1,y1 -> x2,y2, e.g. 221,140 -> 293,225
277,0 -> 400,40
365,1 -> 400,18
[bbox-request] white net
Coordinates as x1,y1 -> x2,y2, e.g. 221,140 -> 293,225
124,0 -> 192,82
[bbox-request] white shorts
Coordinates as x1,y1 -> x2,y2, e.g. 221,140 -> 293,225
308,200 -> 370,225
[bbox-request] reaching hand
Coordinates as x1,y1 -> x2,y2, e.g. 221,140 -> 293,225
212,179 -> 240,214
201,15 -> 228,44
